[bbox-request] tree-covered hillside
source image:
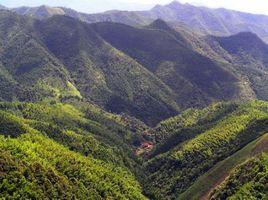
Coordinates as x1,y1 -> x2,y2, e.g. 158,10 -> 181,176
93,21 -> 253,109
2,9 -> 268,126
210,153 -> 268,200
142,101 -> 268,199
34,15 -> 180,126
211,32 -> 268,101
0,100 -> 267,199
0,101 -> 147,199
0,10 -> 181,125
0,7 -> 268,200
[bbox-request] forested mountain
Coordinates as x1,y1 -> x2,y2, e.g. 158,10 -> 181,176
0,10 -> 180,125
211,32 -> 268,100
144,101 -> 268,199
2,9 -> 268,125
0,100 -> 267,199
210,152 -> 268,199
92,21 -> 253,108
0,2 -> 268,200
11,1 -> 268,42
0,101 -> 147,199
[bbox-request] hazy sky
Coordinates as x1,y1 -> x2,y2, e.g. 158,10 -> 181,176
1,0 -> 268,15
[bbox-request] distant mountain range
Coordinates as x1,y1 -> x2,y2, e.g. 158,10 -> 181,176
5,1 -> 268,42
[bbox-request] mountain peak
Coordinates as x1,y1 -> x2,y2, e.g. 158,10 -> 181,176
148,19 -> 172,31
152,1 -> 183,10
39,5 -> 50,9
12,5 -> 65,19
225,32 -> 264,45
235,31 -> 259,38
37,5 -> 65,15
168,0 -> 183,6
167,0 -> 186,9
215,31 -> 268,56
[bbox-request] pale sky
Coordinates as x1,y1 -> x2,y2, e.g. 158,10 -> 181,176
0,0 -> 268,15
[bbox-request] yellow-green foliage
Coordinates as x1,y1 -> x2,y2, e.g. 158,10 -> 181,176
210,153 -> 268,200
0,132 -> 146,199
0,101 -> 148,199
179,132 -> 268,200
144,101 -> 268,199
0,101 -> 144,171
153,102 -> 238,143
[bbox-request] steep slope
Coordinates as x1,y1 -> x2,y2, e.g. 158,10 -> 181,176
12,1 -> 268,42
210,153 -> 268,200
0,10 -> 181,125
13,5 -> 65,19
143,101 -> 268,199
2,9 -> 262,124
0,134 -> 145,199
180,132 -> 268,200
34,15 -> 179,125
211,32 -> 268,101
149,102 -> 238,157
0,102 -> 147,199
0,10 -> 79,101
1,9 -> 268,126
93,21 -> 252,109
12,5 -> 152,26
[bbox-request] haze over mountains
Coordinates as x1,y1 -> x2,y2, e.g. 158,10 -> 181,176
0,1 -> 268,200
4,1 -> 268,42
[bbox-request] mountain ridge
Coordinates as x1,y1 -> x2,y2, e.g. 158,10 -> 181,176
0,7 -> 268,199
8,1 -> 268,42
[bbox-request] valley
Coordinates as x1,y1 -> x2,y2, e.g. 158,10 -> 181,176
0,1 -> 267,199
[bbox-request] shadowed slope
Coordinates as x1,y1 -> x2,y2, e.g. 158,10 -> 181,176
93,21 -> 250,109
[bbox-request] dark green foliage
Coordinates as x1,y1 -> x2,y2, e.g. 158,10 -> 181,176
93,22 -> 243,110
33,15 -> 180,125
143,101 -> 268,199
0,9 -> 177,125
1,9 -> 268,126
212,32 -> 268,102
2,9 -> 268,125
210,153 -> 268,200
0,111 -> 30,137
0,100 -> 267,199
1,8 -> 268,200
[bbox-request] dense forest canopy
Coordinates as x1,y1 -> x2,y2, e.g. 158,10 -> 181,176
0,1 -> 268,199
